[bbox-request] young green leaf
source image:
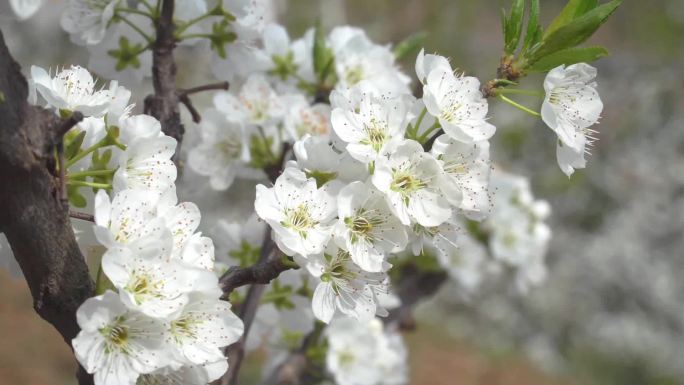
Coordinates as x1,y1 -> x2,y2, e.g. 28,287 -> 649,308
393,32 -> 427,61
529,0 -> 621,61
527,46 -> 608,72
505,0 -> 525,54
546,0 -> 599,37
65,130 -> 86,160
501,7 -> 509,46
521,0 -> 541,53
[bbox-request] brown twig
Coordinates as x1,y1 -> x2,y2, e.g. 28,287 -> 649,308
178,81 -> 229,97
221,227 -> 289,385
219,253 -> 296,296
69,210 -> 95,222
179,93 -> 202,123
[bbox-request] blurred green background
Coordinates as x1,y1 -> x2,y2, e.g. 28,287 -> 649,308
2,1 -> 684,384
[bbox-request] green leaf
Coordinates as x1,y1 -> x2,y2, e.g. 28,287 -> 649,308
505,0 -> 525,54
393,31 -> 427,61
546,0 -> 599,37
313,22 -> 334,83
527,46 -> 608,72
500,7 -> 509,46
522,0 -> 541,52
64,130 -> 86,160
529,0 -> 621,61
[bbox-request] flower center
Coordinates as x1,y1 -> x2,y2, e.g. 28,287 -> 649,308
283,204 -> 317,237
345,209 -> 383,244
170,315 -> 201,343
215,139 -> 241,160
391,169 -> 424,202
361,119 -> 387,152
345,65 -> 364,85
126,272 -> 164,304
99,316 -> 130,354
440,101 -> 462,123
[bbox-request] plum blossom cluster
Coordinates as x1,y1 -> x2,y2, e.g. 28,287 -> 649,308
248,45 -> 502,324
28,65 -> 244,385
187,22 -> 559,383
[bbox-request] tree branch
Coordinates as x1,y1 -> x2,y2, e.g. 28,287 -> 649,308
219,252 -> 296,296
0,29 -> 94,385
178,81 -> 229,97
145,0 -> 184,161
220,229 -> 290,385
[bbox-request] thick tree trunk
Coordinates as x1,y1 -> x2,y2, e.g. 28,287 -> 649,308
0,29 -> 94,385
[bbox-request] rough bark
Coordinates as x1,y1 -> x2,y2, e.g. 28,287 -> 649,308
145,0 -> 184,160
0,29 -> 94,385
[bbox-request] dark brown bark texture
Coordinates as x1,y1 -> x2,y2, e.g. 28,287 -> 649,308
145,0 -> 184,160
0,29 -> 94,384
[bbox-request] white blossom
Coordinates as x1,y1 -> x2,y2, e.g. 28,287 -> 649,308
284,95 -> 332,140
93,189 -> 165,249
30,65 -> 113,117
415,48 -> 451,85
213,75 -> 285,127
165,293 -> 243,371
328,26 -> 411,96
331,91 -> 411,164
422,68 -> 495,143
542,63 -> 603,176
307,244 -> 389,324
372,140 -> 451,227
188,108 -> 250,191
334,181 -> 406,272
102,237 -> 217,318
431,134 -> 491,219
325,317 -> 408,385
113,135 -> 177,193
72,291 -> 166,385
255,167 -> 337,257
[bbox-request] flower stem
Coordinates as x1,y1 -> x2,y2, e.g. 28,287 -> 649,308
68,169 -> 116,179
175,12 -> 215,36
67,180 -> 112,190
117,14 -> 154,43
418,121 -> 441,143
498,94 -> 541,117
407,107 -> 428,140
